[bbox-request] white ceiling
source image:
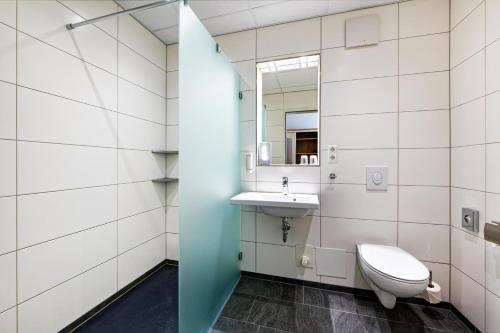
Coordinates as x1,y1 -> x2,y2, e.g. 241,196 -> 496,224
117,0 -> 399,44
263,67 -> 318,94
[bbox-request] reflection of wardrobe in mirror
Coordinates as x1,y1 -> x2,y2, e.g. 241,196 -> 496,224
285,111 -> 318,164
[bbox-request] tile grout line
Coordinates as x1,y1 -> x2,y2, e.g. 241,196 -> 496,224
116,12 -> 120,293
15,0 -> 19,331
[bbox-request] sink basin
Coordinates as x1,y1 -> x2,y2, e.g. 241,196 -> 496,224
230,192 -> 319,218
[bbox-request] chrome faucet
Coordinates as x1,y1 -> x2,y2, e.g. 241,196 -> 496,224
282,177 -> 289,195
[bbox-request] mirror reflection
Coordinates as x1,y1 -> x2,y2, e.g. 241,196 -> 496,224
257,55 -> 320,166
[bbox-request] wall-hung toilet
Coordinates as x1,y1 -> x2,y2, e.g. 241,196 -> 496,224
357,244 -> 429,309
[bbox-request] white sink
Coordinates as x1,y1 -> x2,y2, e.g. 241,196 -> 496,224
230,192 -> 319,218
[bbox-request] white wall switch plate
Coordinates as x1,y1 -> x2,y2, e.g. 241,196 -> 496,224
328,145 -> 337,164
315,247 -> 347,278
295,244 -> 315,268
366,166 -> 388,191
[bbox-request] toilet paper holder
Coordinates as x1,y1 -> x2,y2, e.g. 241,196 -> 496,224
485,221 -> 500,246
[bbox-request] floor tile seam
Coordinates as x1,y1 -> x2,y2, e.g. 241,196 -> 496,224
218,315 -> 292,333
327,307 -> 458,331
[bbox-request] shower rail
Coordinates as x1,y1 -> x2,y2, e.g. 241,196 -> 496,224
66,0 -> 178,30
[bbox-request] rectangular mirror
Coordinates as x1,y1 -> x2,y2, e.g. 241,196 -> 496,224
256,55 -> 320,166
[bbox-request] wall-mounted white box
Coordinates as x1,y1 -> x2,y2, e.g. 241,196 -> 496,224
346,14 -> 380,48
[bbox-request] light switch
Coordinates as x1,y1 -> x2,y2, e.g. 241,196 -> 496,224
366,166 -> 388,191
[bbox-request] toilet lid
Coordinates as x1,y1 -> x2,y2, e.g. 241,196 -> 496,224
358,244 -> 429,282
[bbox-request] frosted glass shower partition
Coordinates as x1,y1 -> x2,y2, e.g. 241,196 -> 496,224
178,2 -> 241,333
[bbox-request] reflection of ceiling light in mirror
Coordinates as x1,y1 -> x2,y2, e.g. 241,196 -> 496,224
258,55 -> 319,73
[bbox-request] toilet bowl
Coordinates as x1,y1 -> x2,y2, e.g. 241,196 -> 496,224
357,244 -> 429,309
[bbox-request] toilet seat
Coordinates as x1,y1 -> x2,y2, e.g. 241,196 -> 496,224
358,244 -> 429,284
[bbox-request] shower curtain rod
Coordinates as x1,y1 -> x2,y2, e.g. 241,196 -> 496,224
66,0 -> 178,30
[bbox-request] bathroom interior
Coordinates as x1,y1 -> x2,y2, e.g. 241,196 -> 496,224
1,0 -> 500,332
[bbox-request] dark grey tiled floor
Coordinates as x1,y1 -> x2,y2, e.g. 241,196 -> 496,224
212,276 -> 472,333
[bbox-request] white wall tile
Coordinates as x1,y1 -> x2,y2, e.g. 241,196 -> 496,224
118,15 -> 166,70
118,149 -> 165,183
399,0 -> 450,38
18,0 -> 117,74
321,184 -> 397,221
399,149 -> 450,186
256,243 -> 319,282
118,234 -> 165,289
18,186 -> 117,248
486,91 -> 500,143
240,241 -> 256,272
235,60 -> 256,91
18,88 -> 118,147
18,222 -> 117,302
450,50 -> 485,108
118,114 -> 165,151
257,18 -> 320,59
0,140 -> 15,197
486,241 -> 500,298
0,307 -> 16,333
320,149 -> 397,185
166,206 -> 179,234
118,43 -> 166,97
321,113 -> 397,149
322,40 -> 398,82
398,223 -> 450,263
18,260 -> 116,333
215,30 -> 256,62
118,181 -> 165,219
486,39 -> 500,94
241,211 -> 255,242
399,110 -> 450,148
0,253 -> 16,312
0,197 -> 15,255
400,33 -> 449,75
240,121 -> 256,152
0,0 -> 16,27
118,208 -> 165,253
166,71 -> 178,99
486,0 -> 500,45
451,145 -> 485,191
450,3 -> 485,68
451,187 -> 486,237
486,291 -> 500,333
18,142 -> 117,194
321,217 -> 396,252
60,0 -> 118,38
321,77 -> 398,116
166,182 -> 178,207
166,98 -> 178,125
166,44 -> 178,72
451,266 -> 486,332
166,154 -> 178,180
118,79 -> 166,125
322,4 -> 398,48
166,125 -> 178,151
240,91 -> 256,122
451,227 -> 485,284
451,98 -> 486,147
399,71 -> 449,111
166,233 -> 179,261
399,186 -> 450,225
423,261 -> 450,302
0,81 -> 16,140
450,0 -> 483,29
0,24 -> 16,84
487,143 -> 500,193
256,213 -> 320,246
18,33 -> 117,110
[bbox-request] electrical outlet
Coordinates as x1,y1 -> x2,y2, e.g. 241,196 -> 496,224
328,145 -> 337,164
